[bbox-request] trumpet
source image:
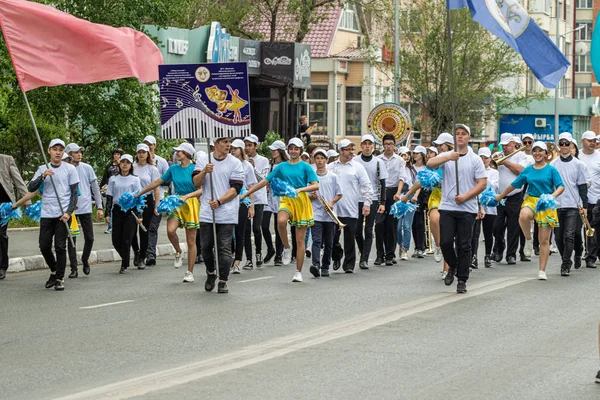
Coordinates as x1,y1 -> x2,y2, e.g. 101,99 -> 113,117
579,205 -> 595,237
319,195 -> 346,230
492,147 -> 525,165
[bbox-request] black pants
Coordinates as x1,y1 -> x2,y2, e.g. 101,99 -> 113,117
131,196 -> 156,260
472,214 -> 496,257
39,217 -> 69,280
439,210 -> 476,282
585,203 -> 599,262
556,208 -> 580,268
356,201 -> 377,262
334,217 -> 358,271
233,204 -> 249,262
262,211 -> 282,256
376,188 -> 398,260
111,205 -> 138,269
0,222 -> 8,271
412,208 -> 426,252
244,204 -> 264,260
146,211 -> 162,260
493,191 -> 523,259
311,221 -> 335,269
67,213 -> 95,270
201,223 -> 234,281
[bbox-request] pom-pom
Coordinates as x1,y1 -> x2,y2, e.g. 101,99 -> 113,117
536,193 -> 558,213
417,168 -> 442,190
25,201 -> 43,222
134,193 -> 147,212
270,178 -> 298,198
240,188 -> 252,207
479,186 -> 506,208
117,192 -> 147,212
0,202 -> 22,226
157,195 -> 184,215
390,201 -> 417,219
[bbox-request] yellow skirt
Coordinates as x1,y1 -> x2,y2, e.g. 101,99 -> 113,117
428,187 -> 442,210
522,195 -> 559,228
279,192 -> 314,227
171,196 -> 200,229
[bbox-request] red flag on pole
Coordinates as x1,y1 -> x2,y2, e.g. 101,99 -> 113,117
0,0 -> 163,92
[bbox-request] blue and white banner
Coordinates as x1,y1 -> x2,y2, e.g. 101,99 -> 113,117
447,0 -> 570,89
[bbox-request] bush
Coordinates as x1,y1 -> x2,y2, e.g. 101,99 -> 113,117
257,131 -> 283,159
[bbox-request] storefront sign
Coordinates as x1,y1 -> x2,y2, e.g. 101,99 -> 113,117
261,42 -> 311,88
168,39 -> 189,55
239,39 -> 261,75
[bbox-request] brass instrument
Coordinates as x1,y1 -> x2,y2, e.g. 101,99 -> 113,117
579,205 -> 595,237
319,195 -> 346,229
492,147 -> 525,165
424,212 -> 433,254
546,143 -> 559,163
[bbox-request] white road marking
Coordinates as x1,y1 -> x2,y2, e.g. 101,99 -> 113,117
79,300 -> 135,310
57,277 -> 532,400
237,276 -> 275,283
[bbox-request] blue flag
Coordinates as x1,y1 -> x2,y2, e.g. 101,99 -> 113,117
447,0 -> 570,89
591,12 -> 600,83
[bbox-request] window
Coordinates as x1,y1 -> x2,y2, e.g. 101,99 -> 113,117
565,42 -> 572,57
575,53 -> 592,72
527,71 -> 538,93
576,22 -> 593,40
563,78 -> 571,97
345,87 -> 362,136
577,0 -> 592,8
306,86 -> 328,135
340,4 -> 360,31
575,84 -> 592,98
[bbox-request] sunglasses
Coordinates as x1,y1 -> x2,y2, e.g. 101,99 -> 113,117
558,142 -> 571,147
523,141 -> 533,145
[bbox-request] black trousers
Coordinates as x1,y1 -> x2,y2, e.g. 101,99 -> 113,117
201,223 -> 234,282
146,209 -> 162,260
233,204 -> 249,262
472,214 -> 496,257
0,222 -> 8,271
556,208 -> 580,268
334,217 -> 358,271
439,210 -> 476,282
585,203 -> 599,262
262,211 -> 283,256
376,188 -> 399,260
412,208 -> 426,252
356,201 -> 378,262
111,205 -> 137,269
244,204 -> 264,260
67,213 -> 95,270
39,217 -> 69,280
131,196 -> 156,260
311,221 -> 336,269
493,191 -> 524,259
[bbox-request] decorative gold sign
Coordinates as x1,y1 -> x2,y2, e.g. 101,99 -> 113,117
367,102 -> 411,145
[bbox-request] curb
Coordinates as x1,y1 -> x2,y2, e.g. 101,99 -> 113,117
8,222 -> 106,233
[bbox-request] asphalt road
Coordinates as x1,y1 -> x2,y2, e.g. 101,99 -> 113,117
1,242 -> 599,400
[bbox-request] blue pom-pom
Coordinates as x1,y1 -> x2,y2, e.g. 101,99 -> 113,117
25,201 -> 43,222
134,193 -> 148,212
390,201 -> 417,219
536,193 -> 558,213
157,195 -> 184,215
117,192 -> 137,212
0,202 -> 22,226
417,168 -> 442,190
479,186 -> 506,208
270,178 -> 298,198
240,188 -> 252,207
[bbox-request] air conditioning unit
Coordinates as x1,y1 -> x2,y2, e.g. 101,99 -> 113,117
534,118 -> 546,128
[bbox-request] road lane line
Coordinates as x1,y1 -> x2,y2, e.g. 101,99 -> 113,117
57,277 -> 532,400
79,300 -> 135,310
237,276 -> 275,283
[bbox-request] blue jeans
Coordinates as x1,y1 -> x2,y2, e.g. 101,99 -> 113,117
396,207 -> 416,251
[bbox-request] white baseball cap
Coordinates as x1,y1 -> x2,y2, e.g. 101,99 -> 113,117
143,135 -> 157,145
428,146 -> 439,154
478,147 -> 492,158
433,132 -> 454,146
61,152 -> 70,160
513,136 -> 522,145
136,143 -> 150,153
288,137 -> 304,149
398,146 -> 410,154
558,132 -> 574,143
582,131 -> 597,141
326,149 -> 339,157
532,141 -> 548,151
313,149 -> 328,159
48,138 -> 66,149
244,134 -> 259,144
413,145 -> 427,155
173,142 -> 196,157
337,139 -> 354,150
268,140 -> 286,151
522,133 -> 534,141
360,134 -> 375,144
499,133 -> 516,145
301,152 -> 310,158
65,143 -> 84,154
120,154 -> 134,164
455,124 -> 471,135
231,139 -> 245,148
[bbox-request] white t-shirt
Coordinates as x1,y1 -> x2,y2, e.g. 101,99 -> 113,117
353,155 -> 388,200
378,153 -> 406,189
311,170 -> 343,222
107,175 -> 142,206
34,162 -> 79,218
550,156 -> 589,208
484,167 -> 499,216
249,154 -> 269,205
154,154 -> 170,200
134,163 -> 161,198
73,162 -> 97,215
241,160 -> 257,190
498,151 -> 528,196
438,148 -> 487,214
327,159 -> 372,218
195,153 -> 245,224
578,151 -> 600,203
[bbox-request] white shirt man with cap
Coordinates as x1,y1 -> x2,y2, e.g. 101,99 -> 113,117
65,142 -> 103,278
578,130 -> 600,268
492,133 -> 529,265
327,139 -> 373,272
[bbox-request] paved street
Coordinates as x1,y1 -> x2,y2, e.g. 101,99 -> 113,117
1,239 -> 599,400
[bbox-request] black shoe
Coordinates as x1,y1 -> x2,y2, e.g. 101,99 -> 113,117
0,269 -> 5,280
359,261 -> 369,270
82,261 -> 91,275
534,246 -> 540,256
145,257 -> 156,266
484,255 -> 492,268
456,280 -> 467,293
596,370 -> 600,383
243,261 -> 254,270
333,260 -> 341,271
256,253 -> 263,268
520,254 -> 531,262
45,274 -> 56,288
586,260 -> 596,268
506,256 -> 516,265
493,253 -> 502,262
217,281 -> 228,293
306,249 -> 311,258
385,259 -> 393,266
574,258 -> 582,270
391,258 -> 397,264
133,252 -> 140,267
444,269 -> 455,286
345,269 -> 354,274
195,254 -> 204,264
119,267 -> 126,274
321,269 -> 330,277
471,257 -> 478,269
274,256 -> 283,266
310,265 -> 320,277
205,273 -> 217,292
54,279 -> 65,291
560,268 -> 570,276
68,269 -> 78,279
264,249 -> 275,264
374,257 -> 383,266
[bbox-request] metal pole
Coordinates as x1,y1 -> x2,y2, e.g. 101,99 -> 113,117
554,0 -> 560,145
22,91 -> 74,247
394,0 -> 400,103
205,137 -> 220,279
446,7 -> 459,195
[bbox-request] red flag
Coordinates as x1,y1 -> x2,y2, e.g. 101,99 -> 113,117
0,0 -> 163,92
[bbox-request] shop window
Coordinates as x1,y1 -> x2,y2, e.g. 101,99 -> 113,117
346,86 -> 362,136
307,85 -> 328,135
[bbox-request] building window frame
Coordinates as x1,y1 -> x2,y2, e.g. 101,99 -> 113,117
339,3 -> 360,32
574,53 -> 592,72
576,0 -> 592,8
345,86 -> 362,136
575,22 -> 593,41
575,84 -> 592,99
305,85 -> 329,136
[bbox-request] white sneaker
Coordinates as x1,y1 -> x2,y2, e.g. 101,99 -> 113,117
441,271 -> 448,280
434,247 -> 442,263
174,253 -> 182,269
401,250 -> 408,260
232,264 -> 241,274
550,245 -> 558,254
282,247 -> 292,265
292,271 -> 303,282
524,240 -> 533,257
183,271 -> 194,282
538,270 -> 547,280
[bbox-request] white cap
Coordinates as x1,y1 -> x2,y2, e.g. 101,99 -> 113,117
478,147 -> 491,157
301,152 -> 310,158
143,135 -> 157,145
326,149 -> 339,157
398,146 -> 410,154
433,132 -> 454,146
455,124 -> 471,135
172,142 -> 196,157
413,145 -> 427,154
499,133 -> 516,145
120,154 -> 134,164
313,149 -> 328,159
268,140 -> 286,151
136,143 -> 150,153
360,134 -> 375,143
65,143 -> 84,154
244,134 -> 259,144
231,139 -> 245,148
194,150 -> 206,161
337,139 -> 354,150
428,146 -> 439,154
532,141 -> 548,151
514,136 -> 522,144
61,152 -> 70,160
582,131 -> 597,140
558,132 -> 574,143
522,133 -> 534,141
288,137 -> 304,149
48,138 -> 65,149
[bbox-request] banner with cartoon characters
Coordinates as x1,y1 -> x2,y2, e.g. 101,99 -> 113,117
159,62 -> 251,139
